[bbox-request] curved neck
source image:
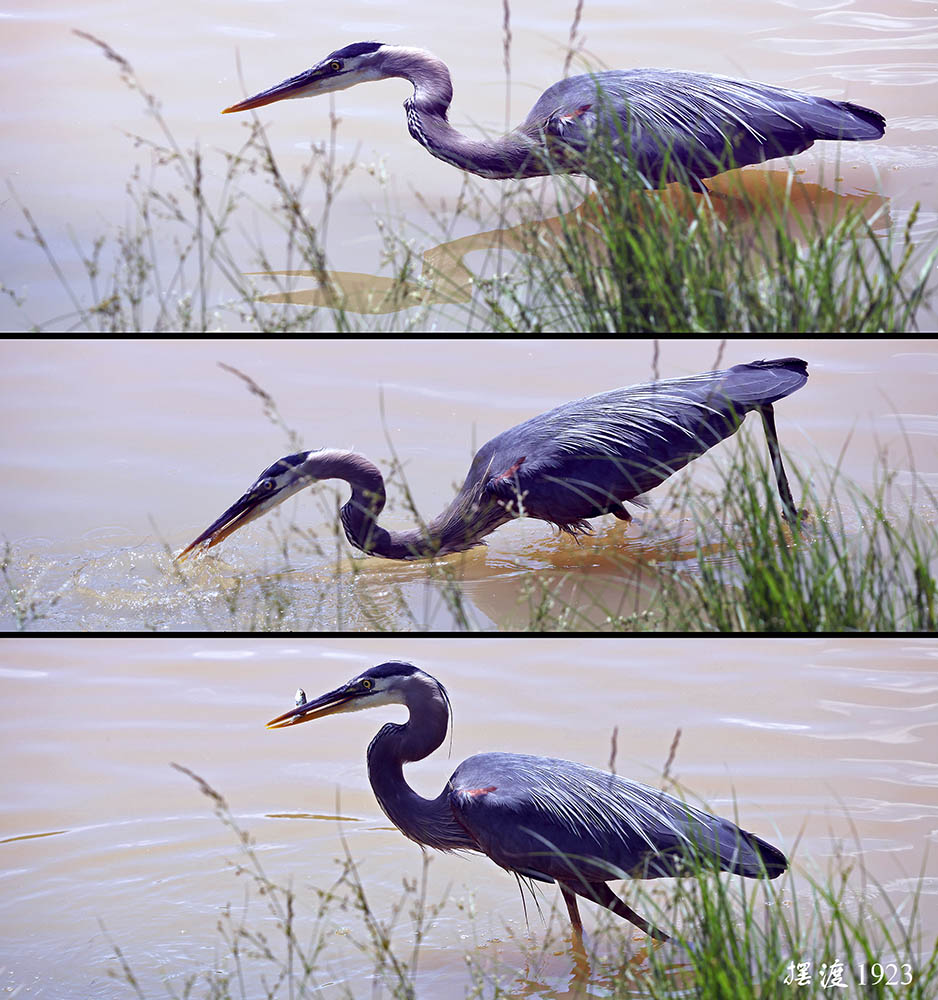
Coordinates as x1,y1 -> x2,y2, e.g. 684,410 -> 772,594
379,47 -> 540,179
299,449 -> 507,560
366,700 -> 472,852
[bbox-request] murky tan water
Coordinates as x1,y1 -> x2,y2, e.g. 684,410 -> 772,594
2,0 -> 935,328
2,637 -> 936,997
1,337 -> 936,631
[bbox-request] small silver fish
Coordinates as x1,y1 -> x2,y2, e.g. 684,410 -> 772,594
294,688 -> 306,707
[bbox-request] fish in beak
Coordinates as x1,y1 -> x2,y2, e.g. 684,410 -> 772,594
267,682 -> 372,729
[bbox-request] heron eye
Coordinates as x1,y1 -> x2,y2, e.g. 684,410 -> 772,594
329,60 -> 341,72
361,678 -> 373,690
261,479 -> 274,491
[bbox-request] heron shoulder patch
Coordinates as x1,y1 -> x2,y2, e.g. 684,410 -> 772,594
465,785 -> 497,797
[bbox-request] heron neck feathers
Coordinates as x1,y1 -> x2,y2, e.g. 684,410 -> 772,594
302,448 -> 506,560
378,46 -> 541,179
366,715 -> 474,853
380,46 -> 454,116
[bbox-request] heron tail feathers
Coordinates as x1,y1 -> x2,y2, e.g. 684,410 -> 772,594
737,829 -> 789,879
801,98 -> 886,142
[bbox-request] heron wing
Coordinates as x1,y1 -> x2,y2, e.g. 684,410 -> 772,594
448,752 -> 782,883
522,68 -> 884,184
468,358 -> 806,528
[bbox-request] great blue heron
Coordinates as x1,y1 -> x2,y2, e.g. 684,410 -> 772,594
177,357 -> 807,563
267,661 -> 788,944
222,42 -> 885,191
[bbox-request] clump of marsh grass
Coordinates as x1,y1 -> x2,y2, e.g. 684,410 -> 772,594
121,764 -> 450,1000
650,432 -> 938,632
466,139 -> 936,334
609,847 -> 937,1000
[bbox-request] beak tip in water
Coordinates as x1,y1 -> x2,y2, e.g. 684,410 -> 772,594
175,538 -> 209,563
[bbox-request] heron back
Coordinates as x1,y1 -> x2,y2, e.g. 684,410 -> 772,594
467,358 -> 807,531
523,68 -> 884,186
449,751 -> 787,884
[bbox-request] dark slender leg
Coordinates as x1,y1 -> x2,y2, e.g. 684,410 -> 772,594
561,881 -> 670,943
610,503 -> 632,523
560,884 -> 586,953
588,882 -> 671,942
559,885 -> 592,977
758,404 -> 797,523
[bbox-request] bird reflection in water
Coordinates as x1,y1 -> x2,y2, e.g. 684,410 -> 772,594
246,172 -> 887,314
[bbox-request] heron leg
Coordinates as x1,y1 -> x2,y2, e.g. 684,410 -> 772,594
569,881 -> 671,942
610,502 -> 632,523
559,884 -> 587,954
758,404 -> 798,524
560,886 -> 593,978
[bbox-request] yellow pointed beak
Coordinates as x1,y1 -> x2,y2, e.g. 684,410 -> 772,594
222,67 -> 329,114
266,685 -> 363,729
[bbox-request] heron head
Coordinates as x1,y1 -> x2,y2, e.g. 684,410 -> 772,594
267,661 -> 449,729
176,450 -> 317,561
222,41 -> 391,113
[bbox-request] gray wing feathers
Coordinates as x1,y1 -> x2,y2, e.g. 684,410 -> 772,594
476,359 -> 805,518
524,68 -> 884,183
449,753 -> 775,883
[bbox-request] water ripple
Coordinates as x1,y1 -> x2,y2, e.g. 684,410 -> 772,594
822,62 -> 938,86
815,11 -> 938,33
842,757 -> 938,788
759,33 -> 938,55
844,796 -> 938,821
882,876 -> 938,895
720,716 -> 811,732
878,413 -> 938,437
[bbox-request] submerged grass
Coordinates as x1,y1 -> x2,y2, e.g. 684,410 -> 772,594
5,20 -> 935,331
104,766 -> 937,999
